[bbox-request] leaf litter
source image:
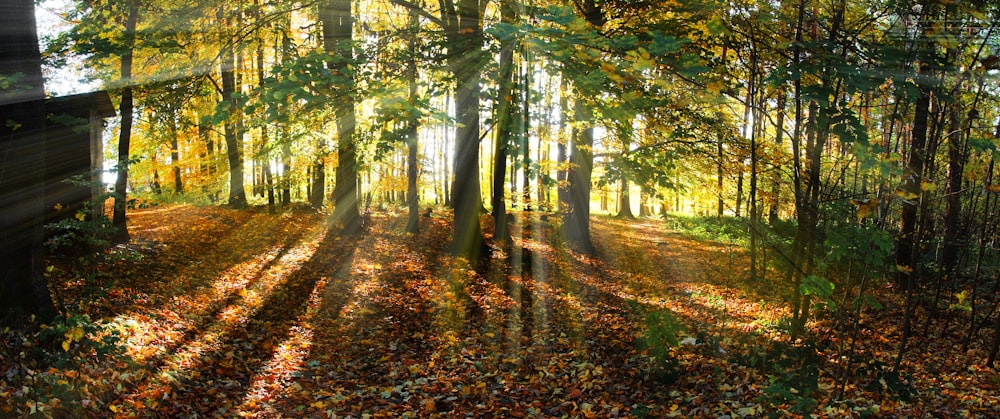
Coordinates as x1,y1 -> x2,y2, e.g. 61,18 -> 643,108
3,205 -> 999,417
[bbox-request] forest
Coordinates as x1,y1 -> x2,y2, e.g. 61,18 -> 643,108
1,0 -> 1000,416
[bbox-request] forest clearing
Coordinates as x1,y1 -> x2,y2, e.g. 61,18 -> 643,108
1,204 -> 997,417
5,0 -> 1000,416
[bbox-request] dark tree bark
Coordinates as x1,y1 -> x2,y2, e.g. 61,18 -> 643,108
491,0 -> 517,243
447,0 -> 486,259
556,79 -> 570,213
717,138 -> 725,217
563,96 -> 596,252
769,90 -> 786,224
941,107 -> 967,278
617,173 -> 634,219
169,112 -> 183,194
405,7 -> 420,233
560,0 -> 604,254
322,0 -> 360,234
0,0 -> 58,323
113,1 -> 139,241
220,12 -> 247,208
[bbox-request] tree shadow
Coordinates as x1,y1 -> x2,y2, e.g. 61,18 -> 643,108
111,224 -> 359,416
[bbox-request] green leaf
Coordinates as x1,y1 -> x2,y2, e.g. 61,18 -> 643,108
800,275 -> 834,298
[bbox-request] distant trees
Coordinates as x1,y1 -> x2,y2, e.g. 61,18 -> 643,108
40,0 -> 1000,359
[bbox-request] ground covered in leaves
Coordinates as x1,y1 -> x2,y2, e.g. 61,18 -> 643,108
3,204 -> 1000,417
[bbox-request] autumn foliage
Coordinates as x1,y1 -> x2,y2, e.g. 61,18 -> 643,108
0,204 -> 997,417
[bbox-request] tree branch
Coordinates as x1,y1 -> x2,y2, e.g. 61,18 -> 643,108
386,0 -> 445,28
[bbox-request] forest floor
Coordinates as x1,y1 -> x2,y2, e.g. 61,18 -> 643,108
4,203 -> 1000,417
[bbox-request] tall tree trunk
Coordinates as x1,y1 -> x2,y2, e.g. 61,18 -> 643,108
281,136 -> 291,207
491,0 -> 517,243
170,112 -> 183,194
113,1 -> 139,241
221,13 -> 247,208
717,138 -> 725,217
447,0 -> 485,259
564,96 -> 596,252
556,79 -> 570,213
521,45 -> 532,211
769,90 -> 786,224
561,0 -> 604,253
443,95 -> 453,208
405,7 -> 420,233
0,0 -> 57,323
941,107 -> 967,278
323,0 -> 360,233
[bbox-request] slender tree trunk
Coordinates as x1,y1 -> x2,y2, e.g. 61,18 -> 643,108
492,0 -> 517,242
405,7 -> 420,233
443,95 -> 453,208
770,91 -> 786,224
941,107 -> 967,278
556,79 -> 570,213
113,1 -> 139,241
717,138 -> 725,217
170,113 -> 183,194
521,45 -> 532,211
221,13 -> 247,208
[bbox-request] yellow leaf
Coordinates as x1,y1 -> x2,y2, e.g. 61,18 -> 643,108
896,264 -> 913,274
894,187 -> 919,202
850,198 -> 877,219
62,339 -> 71,352
109,405 -> 119,413
65,326 -> 84,342
75,211 -> 87,221
54,203 -> 63,212
920,181 -> 937,192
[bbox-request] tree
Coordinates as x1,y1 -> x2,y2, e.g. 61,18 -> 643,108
405,6 -> 421,234
322,0 -> 361,234
0,0 -> 58,323
219,5 -> 248,209
113,0 -> 140,240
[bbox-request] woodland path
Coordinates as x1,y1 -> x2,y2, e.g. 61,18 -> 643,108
39,204 -> 1000,417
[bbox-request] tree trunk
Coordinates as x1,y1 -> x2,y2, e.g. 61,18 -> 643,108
563,96 -> 596,252
170,112 -> 183,194
221,17 -> 247,208
0,0 -> 57,323
617,175 -> 634,219
557,79 -> 570,213
113,1 -> 139,241
941,107 -> 967,278
447,0 -> 485,259
769,91 -> 786,224
322,0 -> 360,233
405,7 -> 420,234
717,137 -> 725,217
491,0 -> 517,242
560,0 -> 603,253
